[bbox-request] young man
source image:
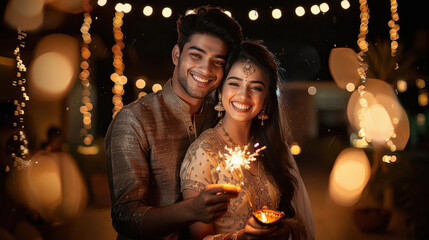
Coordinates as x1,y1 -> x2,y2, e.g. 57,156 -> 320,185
105,6 -> 242,240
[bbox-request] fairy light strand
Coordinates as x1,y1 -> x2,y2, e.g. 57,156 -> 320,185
356,0 -> 370,144
356,0 -> 398,163
11,28 -> 31,171
80,0 -> 94,146
111,11 -> 127,118
388,0 -> 399,58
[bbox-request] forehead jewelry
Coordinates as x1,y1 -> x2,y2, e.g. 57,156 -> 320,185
242,59 -> 255,84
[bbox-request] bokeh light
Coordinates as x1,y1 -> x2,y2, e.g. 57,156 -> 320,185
143,6 -> 153,16
310,5 -> 320,15
186,9 -> 195,15
272,9 -> 282,19
47,0 -> 84,14
341,0 -> 351,9
162,7 -> 172,18
28,34 -> 79,100
30,52 -> 75,100
320,3 -> 330,13
308,86 -> 317,95
249,10 -> 259,20
7,151 -> 88,223
135,78 -> 146,89
290,142 -> 302,155
396,80 -> 407,92
295,6 -> 305,17
4,0 -> 44,31
346,83 -> 356,92
97,0 -> 107,7
329,148 -> 371,206
122,3 -> 132,13
152,83 -> 162,92
329,48 -> 361,89
347,78 -> 410,151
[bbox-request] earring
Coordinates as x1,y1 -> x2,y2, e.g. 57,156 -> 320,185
258,108 -> 268,126
214,92 -> 224,117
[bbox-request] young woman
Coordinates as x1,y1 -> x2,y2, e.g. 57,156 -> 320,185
180,41 -> 315,240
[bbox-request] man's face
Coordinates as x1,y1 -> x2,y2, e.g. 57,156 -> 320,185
172,33 -> 229,102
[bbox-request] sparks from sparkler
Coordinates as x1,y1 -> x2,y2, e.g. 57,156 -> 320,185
219,143 -> 266,172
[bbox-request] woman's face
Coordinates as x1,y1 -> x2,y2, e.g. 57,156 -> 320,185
221,59 -> 267,123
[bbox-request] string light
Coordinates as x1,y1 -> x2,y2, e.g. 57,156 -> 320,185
111,10 -> 127,118
389,0 -> 400,58
355,0 -> 370,147
79,0 -> 95,147
356,0 -> 398,163
11,28 -> 31,171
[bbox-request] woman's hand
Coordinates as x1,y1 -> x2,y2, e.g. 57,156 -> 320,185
239,217 -> 291,240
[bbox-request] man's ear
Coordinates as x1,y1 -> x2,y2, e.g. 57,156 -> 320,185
172,44 -> 180,66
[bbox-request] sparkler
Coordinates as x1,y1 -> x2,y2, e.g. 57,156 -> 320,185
217,143 -> 266,207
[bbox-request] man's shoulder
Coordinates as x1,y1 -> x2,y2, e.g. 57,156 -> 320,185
123,91 -> 164,113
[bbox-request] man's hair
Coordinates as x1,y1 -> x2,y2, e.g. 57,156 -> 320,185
176,6 -> 242,52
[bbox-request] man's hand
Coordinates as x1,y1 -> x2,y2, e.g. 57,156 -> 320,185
188,184 -> 240,223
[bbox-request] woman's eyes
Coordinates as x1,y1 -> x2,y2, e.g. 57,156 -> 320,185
227,82 -> 264,91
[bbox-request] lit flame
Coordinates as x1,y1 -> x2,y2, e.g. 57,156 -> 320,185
219,144 -> 267,172
261,211 -> 268,223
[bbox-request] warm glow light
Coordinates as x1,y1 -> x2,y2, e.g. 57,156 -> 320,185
248,10 -> 259,20
396,80 -> 407,92
97,0 -> 107,7
416,78 -> 426,89
7,151 -> 88,222
122,3 -> 132,13
224,10 -> 232,17
10,0 -> 44,17
4,0 -> 44,30
347,78 -> 410,151
272,9 -> 282,19
308,86 -> 317,95
295,6 -> 305,17
417,113 -> 426,127
29,52 -> 75,100
418,92 -> 428,107
115,3 -> 123,12
152,83 -> 162,92
290,143 -> 301,155
135,78 -> 146,89
186,9 -> 195,15
320,3 -> 330,13
329,148 -> 370,206
310,5 -> 320,15
143,6 -> 153,16
162,7 -> 172,18
346,83 -> 356,92
364,104 -> 394,144
328,48 -> 363,90
138,92 -> 147,98
341,0 -> 351,9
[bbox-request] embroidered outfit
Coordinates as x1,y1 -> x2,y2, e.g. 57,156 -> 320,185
105,79 -> 211,240
180,128 -> 315,239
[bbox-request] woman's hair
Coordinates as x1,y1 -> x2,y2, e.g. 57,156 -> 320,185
221,40 -> 297,217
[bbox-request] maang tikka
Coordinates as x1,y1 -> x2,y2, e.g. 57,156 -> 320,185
214,92 -> 224,117
242,59 -> 256,83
